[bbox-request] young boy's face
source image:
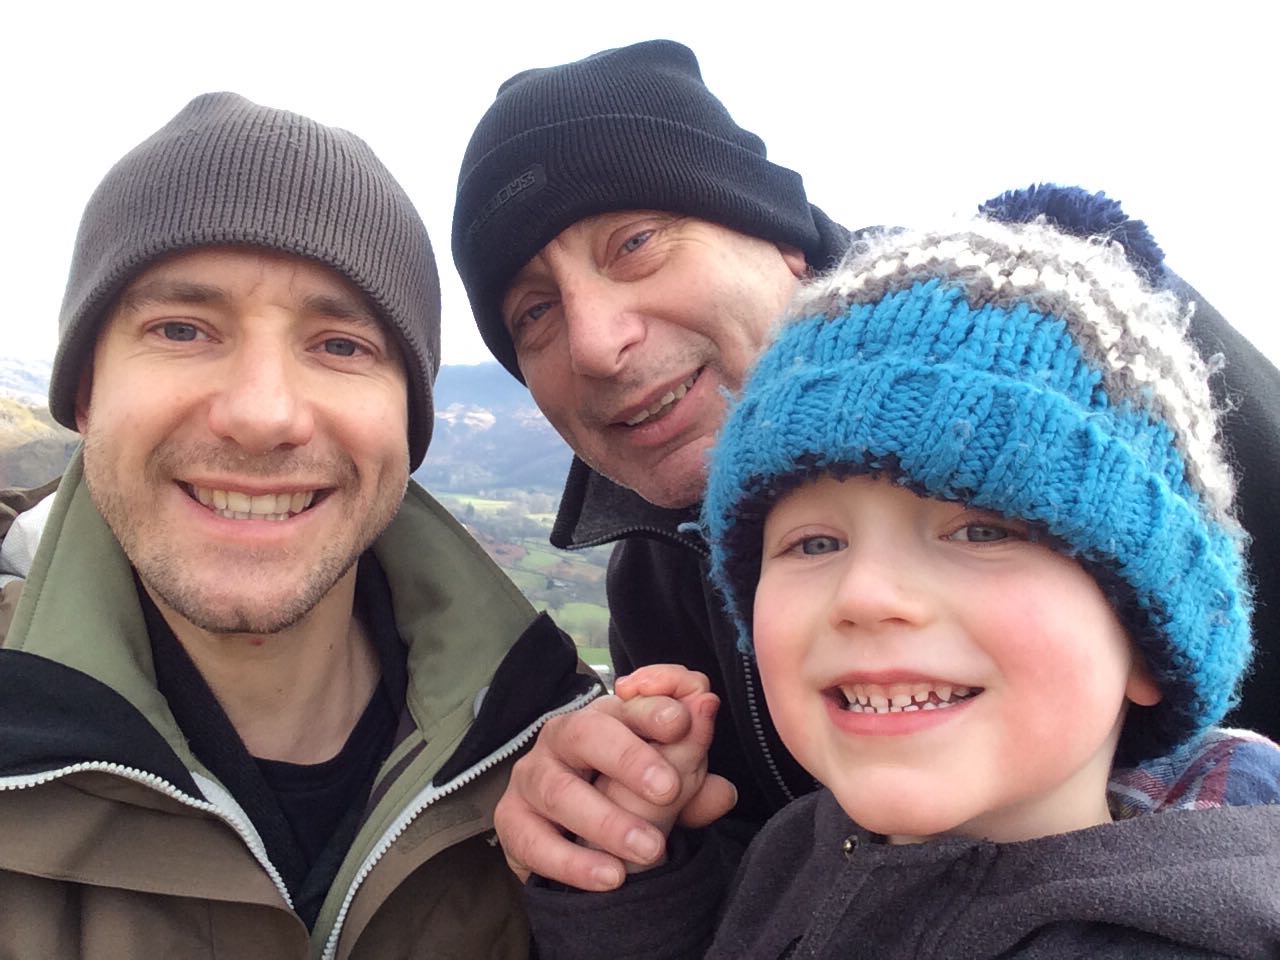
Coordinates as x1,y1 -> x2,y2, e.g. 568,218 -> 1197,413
753,474 -> 1160,844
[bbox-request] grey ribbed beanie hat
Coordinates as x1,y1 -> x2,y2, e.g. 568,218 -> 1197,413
52,91 -> 441,469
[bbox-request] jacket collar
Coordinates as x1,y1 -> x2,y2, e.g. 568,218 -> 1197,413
550,455 -> 704,554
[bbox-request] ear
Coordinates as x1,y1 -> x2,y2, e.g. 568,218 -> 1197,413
1125,656 -> 1163,708
779,245 -> 809,280
73,366 -> 94,433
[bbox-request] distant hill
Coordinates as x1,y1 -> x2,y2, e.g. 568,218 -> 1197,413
0,396 -> 78,488
0,357 -> 54,407
416,363 -> 572,494
0,357 -> 572,494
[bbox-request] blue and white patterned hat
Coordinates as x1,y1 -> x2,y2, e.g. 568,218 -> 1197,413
704,189 -> 1251,760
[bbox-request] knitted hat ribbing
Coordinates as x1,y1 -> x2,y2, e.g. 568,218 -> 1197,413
451,39 -> 822,379
52,92 -> 441,469
704,194 -> 1252,761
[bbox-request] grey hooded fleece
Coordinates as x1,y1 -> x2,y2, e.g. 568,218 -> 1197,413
525,788 -> 1280,958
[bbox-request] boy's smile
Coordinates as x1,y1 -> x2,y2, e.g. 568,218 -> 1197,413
831,677 -> 981,714
826,676 -> 984,736
753,475 -> 1160,844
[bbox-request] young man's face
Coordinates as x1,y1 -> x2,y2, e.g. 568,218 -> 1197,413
753,475 -> 1160,844
77,247 -> 411,635
502,212 -> 807,509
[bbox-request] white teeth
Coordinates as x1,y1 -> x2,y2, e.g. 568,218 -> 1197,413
250,494 -> 277,513
624,375 -> 697,426
190,485 -> 316,522
839,681 -> 981,713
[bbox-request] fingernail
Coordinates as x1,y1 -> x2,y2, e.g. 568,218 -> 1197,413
625,827 -> 662,862
591,864 -> 624,888
654,704 -> 681,725
642,765 -> 676,799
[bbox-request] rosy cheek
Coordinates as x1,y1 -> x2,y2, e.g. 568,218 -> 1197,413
752,621 -> 787,682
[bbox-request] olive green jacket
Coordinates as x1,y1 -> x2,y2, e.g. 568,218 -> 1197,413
0,451 -> 598,958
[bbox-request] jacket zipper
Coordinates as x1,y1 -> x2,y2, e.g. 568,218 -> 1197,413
0,761 -> 293,907
319,686 -> 601,960
561,521 -> 707,556
739,653 -> 797,805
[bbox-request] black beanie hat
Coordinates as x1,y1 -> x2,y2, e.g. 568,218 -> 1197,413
52,92 -> 441,470
452,39 -> 822,379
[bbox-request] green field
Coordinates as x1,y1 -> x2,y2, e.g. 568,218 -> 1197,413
446,494 -> 511,514
554,601 -> 609,636
505,568 -> 546,595
519,548 -> 561,572
435,493 -> 614,666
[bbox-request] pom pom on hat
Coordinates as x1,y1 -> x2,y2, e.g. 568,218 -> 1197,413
979,183 -> 1166,282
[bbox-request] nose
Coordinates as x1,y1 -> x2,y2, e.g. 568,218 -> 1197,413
206,337 -> 314,454
560,278 -> 645,379
828,540 -> 932,633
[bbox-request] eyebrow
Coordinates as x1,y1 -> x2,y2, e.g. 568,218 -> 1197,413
115,282 -> 381,329
300,293 -> 381,330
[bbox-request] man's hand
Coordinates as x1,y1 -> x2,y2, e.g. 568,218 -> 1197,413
494,666 -> 737,890
595,675 -> 719,872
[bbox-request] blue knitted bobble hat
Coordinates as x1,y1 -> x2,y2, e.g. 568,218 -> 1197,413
703,209 -> 1251,761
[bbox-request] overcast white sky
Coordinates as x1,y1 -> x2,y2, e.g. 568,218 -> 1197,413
4,0 -> 1277,369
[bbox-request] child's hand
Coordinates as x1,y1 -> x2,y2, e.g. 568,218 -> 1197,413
591,665 -> 724,872
613,663 -> 717,704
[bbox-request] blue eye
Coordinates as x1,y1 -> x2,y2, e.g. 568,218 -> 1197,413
951,523 -> 1009,543
799,535 -> 844,555
160,321 -> 199,341
323,338 -> 359,357
620,230 -> 653,255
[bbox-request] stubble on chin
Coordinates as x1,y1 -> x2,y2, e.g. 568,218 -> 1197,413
82,433 -> 407,636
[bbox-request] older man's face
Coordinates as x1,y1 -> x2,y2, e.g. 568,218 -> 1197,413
503,212 -> 807,508
77,247 -> 410,635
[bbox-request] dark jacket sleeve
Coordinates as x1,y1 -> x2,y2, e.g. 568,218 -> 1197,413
523,829 -> 737,960
1178,275 -> 1280,739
